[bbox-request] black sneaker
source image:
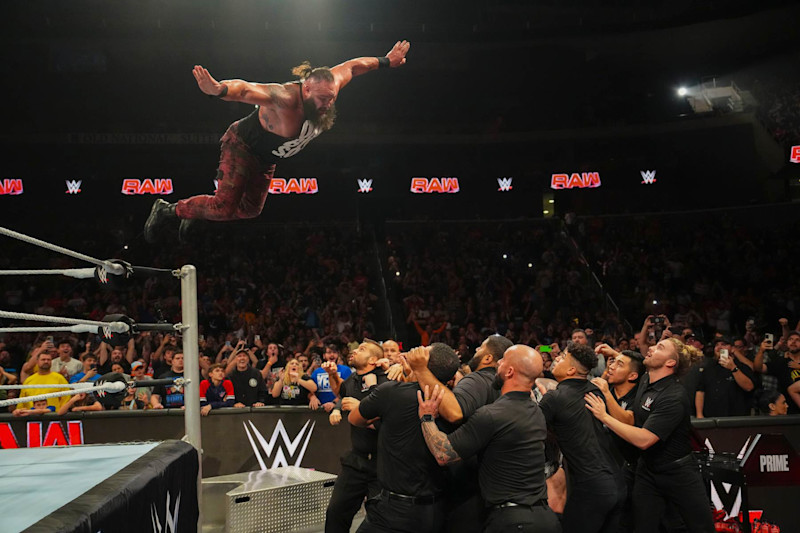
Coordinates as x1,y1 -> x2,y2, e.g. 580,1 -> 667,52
144,199 -> 177,243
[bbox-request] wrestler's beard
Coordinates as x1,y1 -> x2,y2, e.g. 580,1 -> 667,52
303,99 -> 336,131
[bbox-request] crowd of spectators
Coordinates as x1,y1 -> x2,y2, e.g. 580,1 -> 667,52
1,212 -> 798,419
752,74 -> 800,146
568,206 -> 800,344
387,220 -> 618,359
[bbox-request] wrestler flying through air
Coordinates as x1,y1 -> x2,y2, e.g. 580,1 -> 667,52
144,40 -> 411,243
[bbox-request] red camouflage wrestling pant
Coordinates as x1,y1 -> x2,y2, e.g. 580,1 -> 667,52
175,124 -> 276,221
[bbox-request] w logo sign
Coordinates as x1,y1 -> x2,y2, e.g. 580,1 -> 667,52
244,419 -> 315,470
357,179 -> 373,193
640,170 -> 657,184
497,177 -> 513,192
65,180 -> 82,194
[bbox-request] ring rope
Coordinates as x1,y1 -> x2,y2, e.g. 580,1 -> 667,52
0,310 -> 130,333
0,380 -> 127,408
0,225 -> 125,276
0,268 -> 96,279
0,383 -> 96,390
0,325 -> 102,333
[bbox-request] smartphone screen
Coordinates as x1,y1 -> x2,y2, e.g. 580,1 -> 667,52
539,345 -> 552,353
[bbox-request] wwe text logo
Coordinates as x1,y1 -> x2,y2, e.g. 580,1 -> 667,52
497,177 -> 513,192
640,170 -> 657,184
357,179 -> 373,193
790,145 -> 800,163
65,180 -> 82,194
243,419 -> 315,470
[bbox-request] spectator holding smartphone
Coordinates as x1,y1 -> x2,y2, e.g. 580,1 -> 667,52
754,328 -> 800,413
70,355 -> 101,383
695,338 -> 754,418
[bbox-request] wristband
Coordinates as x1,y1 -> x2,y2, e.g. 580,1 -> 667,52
214,84 -> 228,98
377,57 -> 390,69
420,414 -> 434,423
731,367 -> 739,373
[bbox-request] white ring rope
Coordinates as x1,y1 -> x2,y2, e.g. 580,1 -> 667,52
0,380 -> 127,409
0,325 -> 103,334
0,383 -> 96,390
0,310 -> 130,333
0,268 -> 96,279
0,225 -> 125,276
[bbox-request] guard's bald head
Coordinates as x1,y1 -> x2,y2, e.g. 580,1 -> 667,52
503,345 -> 544,384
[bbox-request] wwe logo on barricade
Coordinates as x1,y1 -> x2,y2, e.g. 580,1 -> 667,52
151,491 -> 181,533
497,177 -> 513,192
640,170 -> 657,184
65,180 -> 82,194
357,179 -> 373,193
243,419 -> 315,470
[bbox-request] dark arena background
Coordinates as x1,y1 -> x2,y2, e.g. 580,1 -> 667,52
1,1 -> 800,532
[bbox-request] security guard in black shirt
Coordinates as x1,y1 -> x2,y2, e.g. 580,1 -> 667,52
417,345 -> 561,533
590,348 -> 645,533
585,337 -> 714,533
325,340 -> 389,533
350,342 -> 461,533
408,335 -> 514,532
539,342 -> 624,533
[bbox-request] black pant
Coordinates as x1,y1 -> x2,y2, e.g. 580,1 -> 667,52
618,464 -> 636,533
325,452 -> 379,533
633,460 -> 714,533
484,505 -> 561,533
561,474 -> 624,533
356,492 -> 445,533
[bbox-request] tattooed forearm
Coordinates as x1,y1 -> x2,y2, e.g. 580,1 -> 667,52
421,421 -> 461,466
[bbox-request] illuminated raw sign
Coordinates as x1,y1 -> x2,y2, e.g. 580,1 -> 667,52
121,178 -> 174,195
410,177 -> 460,194
790,145 -> 800,163
269,178 -> 319,194
550,172 -> 601,190
65,180 -> 82,194
0,178 -> 24,195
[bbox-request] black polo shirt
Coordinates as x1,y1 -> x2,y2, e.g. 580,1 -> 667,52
633,373 -> 692,470
358,381 -> 448,497
338,368 -> 389,456
539,379 -> 619,483
611,383 -> 640,466
696,359 -> 754,417
448,391 -> 548,506
454,367 -> 500,419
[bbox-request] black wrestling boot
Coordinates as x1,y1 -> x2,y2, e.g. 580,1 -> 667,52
144,199 -> 178,243
178,218 -> 197,244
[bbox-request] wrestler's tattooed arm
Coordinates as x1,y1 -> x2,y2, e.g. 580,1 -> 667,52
421,421 -> 461,466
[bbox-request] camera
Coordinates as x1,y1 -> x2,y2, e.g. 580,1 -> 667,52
653,316 -> 665,325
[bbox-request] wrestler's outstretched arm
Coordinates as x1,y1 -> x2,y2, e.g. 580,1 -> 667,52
331,39 -> 410,90
192,65 -> 293,106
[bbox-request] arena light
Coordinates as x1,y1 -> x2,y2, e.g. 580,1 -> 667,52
677,87 -> 688,96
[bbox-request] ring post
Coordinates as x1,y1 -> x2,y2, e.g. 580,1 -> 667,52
180,264 -> 202,530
